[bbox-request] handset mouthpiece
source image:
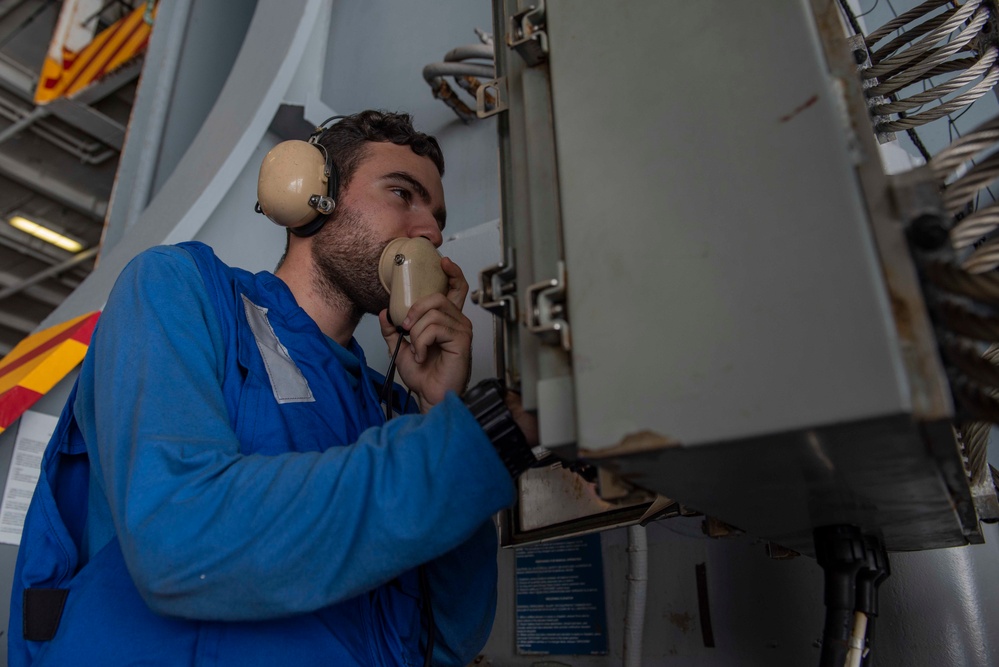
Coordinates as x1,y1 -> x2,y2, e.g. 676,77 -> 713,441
378,238 -> 449,328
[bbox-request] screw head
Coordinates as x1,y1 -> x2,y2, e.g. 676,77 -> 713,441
394,253 -> 405,265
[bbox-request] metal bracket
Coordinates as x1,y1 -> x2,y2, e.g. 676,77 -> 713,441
308,194 -> 335,215
476,77 -> 509,119
527,260 -> 570,350
472,249 -> 518,322
848,34 -> 896,145
508,1 -> 548,67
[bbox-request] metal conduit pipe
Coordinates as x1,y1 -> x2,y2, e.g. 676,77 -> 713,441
422,62 -> 495,82
623,525 -> 648,667
443,44 -> 494,62
422,62 -> 495,122
0,106 -> 47,145
121,0 -> 194,232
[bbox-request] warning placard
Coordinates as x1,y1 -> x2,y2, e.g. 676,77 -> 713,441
515,533 -> 609,655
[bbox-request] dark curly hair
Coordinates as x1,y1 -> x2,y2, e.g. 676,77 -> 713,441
273,110 -> 445,269
316,110 -> 444,197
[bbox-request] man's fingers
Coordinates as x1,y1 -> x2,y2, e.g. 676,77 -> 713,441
441,257 -> 469,310
408,309 -> 471,363
401,292 -> 460,332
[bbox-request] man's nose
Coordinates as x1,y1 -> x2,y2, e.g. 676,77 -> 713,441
409,213 -> 443,247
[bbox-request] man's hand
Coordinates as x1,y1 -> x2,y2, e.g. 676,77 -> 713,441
379,257 -> 472,412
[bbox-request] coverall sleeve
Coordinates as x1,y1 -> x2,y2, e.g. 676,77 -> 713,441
73,247 -> 515,633
423,519 -> 502,666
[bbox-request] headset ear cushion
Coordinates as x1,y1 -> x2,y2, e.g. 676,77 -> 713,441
257,140 -> 329,229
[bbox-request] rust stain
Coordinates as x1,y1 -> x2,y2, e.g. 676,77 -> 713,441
668,611 -> 695,634
779,94 -> 819,123
889,291 -> 914,341
580,430 -> 682,460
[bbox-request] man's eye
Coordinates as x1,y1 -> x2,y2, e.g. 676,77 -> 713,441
391,188 -> 410,201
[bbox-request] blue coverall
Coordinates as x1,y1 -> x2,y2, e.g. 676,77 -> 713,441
10,242 -> 514,666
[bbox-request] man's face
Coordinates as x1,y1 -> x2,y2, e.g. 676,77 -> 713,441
311,142 -> 447,316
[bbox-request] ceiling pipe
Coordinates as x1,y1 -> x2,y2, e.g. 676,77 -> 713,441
0,245 -> 98,301
0,0 -> 34,24
0,151 -> 108,220
0,105 -> 47,145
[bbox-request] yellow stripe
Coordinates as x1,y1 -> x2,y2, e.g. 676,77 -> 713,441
33,57 -> 67,104
45,26 -> 115,101
0,312 -> 93,374
18,340 -> 89,395
0,354 -> 51,396
102,21 -> 151,74
66,7 -> 146,98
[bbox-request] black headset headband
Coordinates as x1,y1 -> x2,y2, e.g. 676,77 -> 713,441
289,115 -> 346,237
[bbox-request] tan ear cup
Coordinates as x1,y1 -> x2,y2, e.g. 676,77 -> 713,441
256,140 -> 330,229
378,238 -> 449,327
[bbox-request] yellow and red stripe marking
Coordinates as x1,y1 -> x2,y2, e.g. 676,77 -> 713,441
0,312 -> 100,433
34,4 -> 156,105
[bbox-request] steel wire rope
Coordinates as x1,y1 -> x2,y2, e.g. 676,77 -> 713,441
865,0 -> 953,48
936,300 -> 999,339
950,201 -> 999,248
961,237 -> 999,272
875,46 -> 997,115
953,378 -> 999,422
865,0 -> 981,78
960,342 -> 999,482
943,338 -> 999,386
932,114 -> 999,176
878,66 -> 999,131
867,7 -> 991,97
870,11 -> 952,63
862,2 -> 999,502
942,150 -> 999,212
925,261 -> 999,304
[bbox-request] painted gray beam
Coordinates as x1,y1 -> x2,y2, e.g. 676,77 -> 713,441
0,269 -> 65,305
0,52 -> 33,100
0,54 -> 139,149
44,0 -> 326,328
46,99 -> 126,150
0,247 -> 97,301
0,150 -> 108,220
0,309 -> 36,334
118,0 -> 194,233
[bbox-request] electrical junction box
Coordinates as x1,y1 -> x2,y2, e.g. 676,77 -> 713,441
478,0 -> 984,553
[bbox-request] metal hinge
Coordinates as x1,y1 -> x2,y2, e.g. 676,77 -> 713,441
527,260 -> 570,350
472,249 -> 518,322
508,1 -> 548,67
476,77 -> 508,119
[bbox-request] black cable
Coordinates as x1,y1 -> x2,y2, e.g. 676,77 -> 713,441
381,344 -> 434,667
864,617 -> 879,666
419,565 -> 436,667
820,609 -> 856,667
815,525 -> 867,667
906,123 -> 934,162
858,0 -> 881,20
857,536 -> 890,666
381,333 -> 406,421
838,0 -> 865,36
